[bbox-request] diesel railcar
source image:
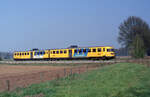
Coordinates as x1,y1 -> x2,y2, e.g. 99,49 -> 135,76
13,46 -> 115,60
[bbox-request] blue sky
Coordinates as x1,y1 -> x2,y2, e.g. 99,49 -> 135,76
0,0 -> 150,52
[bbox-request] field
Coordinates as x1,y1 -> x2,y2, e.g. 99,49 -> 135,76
0,64 -> 76,92
1,63 -> 150,97
0,63 -> 99,92
0,65 -> 70,77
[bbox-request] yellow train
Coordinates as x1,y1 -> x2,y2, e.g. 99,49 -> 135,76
13,46 -> 115,60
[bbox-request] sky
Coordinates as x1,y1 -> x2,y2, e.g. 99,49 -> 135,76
0,0 -> 150,52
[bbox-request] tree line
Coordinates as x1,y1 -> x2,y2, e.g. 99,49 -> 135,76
118,16 -> 150,58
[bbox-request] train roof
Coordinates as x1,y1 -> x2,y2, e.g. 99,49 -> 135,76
13,46 -> 114,52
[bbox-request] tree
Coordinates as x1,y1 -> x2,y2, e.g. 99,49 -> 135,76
130,34 -> 145,58
118,16 -> 150,58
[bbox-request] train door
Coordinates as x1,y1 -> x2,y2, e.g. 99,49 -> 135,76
30,51 -> 33,60
48,50 -> 50,59
69,49 -> 72,58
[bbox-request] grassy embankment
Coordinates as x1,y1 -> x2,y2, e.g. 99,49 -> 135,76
1,63 -> 150,97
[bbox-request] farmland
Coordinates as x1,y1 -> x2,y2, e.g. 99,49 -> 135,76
0,63 -> 150,97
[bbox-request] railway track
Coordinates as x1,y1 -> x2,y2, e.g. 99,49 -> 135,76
0,60 -> 126,64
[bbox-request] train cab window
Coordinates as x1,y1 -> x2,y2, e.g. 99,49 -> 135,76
98,48 -> 101,52
60,51 -> 63,54
103,48 -> 105,52
111,49 -> 114,52
64,50 -> 67,54
88,49 -> 91,52
56,51 -> 59,54
53,51 -> 55,54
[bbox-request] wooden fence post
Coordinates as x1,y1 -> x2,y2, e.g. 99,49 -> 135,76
78,67 -> 80,74
86,66 -> 88,72
70,68 -> 72,75
6,80 -> 10,91
40,72 -> 43,82
56,73 -> 59,80
64,68 -> 66,76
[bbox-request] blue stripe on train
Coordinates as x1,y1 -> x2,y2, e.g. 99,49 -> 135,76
73,48 -> 89,57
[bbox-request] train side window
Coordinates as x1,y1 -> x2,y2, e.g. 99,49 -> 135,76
93,49 -> 96,52
98,48 -> 101,52
40,52 -> 42,55
64,50 -> 67,54
20,53 -> 21,56
22,53 -> 24,56
27,53 -> 29,55
56,51 -> 59,54
74,49 -> 77,53
25,53 -> 26,55
83,49 -> 86,52
107,49 -> 110,52
60,50 -> 63,54
88,49 -> 91,52
53,51 -> 55,54
103,48 -> 105,52
79,49 -> 82,53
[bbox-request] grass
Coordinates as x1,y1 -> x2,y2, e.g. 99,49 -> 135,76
1,63 -> 150,97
